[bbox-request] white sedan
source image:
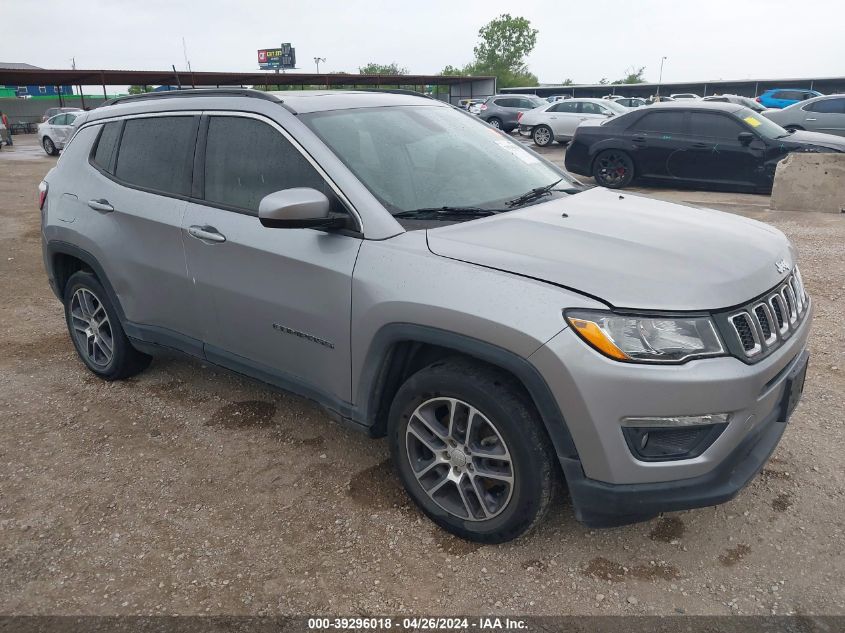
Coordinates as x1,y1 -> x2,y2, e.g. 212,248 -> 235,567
517,98 -> 629,147
37,110 -> 84,155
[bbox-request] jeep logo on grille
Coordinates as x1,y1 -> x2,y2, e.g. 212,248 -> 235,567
775,259 -> 790,274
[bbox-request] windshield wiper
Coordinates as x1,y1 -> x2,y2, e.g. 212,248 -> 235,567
505,178 -> 572,208
392,206 -> 506,220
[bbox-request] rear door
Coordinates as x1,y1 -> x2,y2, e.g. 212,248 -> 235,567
625,110 -> 689,180
547,101 -> 580,137
182,113 -> 361,402
79,115 -> 200,344
803,97 -> 845,136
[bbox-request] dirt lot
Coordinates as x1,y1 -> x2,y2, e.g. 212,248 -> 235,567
1,134 -> 844,617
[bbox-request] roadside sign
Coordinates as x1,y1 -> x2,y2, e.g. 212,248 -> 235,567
258,43 -> 296,70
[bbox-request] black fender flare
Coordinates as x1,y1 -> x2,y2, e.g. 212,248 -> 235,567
354,323 -> 580,463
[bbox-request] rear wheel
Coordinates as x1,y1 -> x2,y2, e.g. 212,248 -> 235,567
388,358 -> 556,543
592,149 -> 635,188
532,125 -> 553,147
43,136 -> 58,156
487,117 -> 502,130
63,271 -> 152,380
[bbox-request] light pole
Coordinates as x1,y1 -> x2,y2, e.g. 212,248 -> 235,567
657,56 -> 667,97
314,57 -> 326,74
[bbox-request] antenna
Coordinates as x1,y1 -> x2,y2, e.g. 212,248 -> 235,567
182,37 -> 192,73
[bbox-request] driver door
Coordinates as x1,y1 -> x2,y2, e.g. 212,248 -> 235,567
182,113 -> 362,402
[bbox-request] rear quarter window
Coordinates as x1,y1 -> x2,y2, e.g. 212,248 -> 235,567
91,121 -> 122,173
114,116 -> 198,197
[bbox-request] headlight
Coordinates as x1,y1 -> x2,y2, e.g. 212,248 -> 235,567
565,310 -> 725,364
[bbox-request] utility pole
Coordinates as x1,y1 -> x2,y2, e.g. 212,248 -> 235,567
314,57 -> 326,74
657,56 -> 667,97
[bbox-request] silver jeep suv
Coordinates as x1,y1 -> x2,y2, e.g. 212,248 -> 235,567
40,89 -> 812,543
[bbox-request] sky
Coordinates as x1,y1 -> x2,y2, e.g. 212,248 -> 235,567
3,0 -> 844,86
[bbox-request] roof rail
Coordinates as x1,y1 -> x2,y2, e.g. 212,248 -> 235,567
101,88 -> 281,107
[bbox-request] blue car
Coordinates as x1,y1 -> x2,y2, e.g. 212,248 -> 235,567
757,88 -> 823,109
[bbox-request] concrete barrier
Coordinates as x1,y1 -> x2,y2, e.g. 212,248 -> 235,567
770,153 -> 845,214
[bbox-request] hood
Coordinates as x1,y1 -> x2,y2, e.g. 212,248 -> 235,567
426,188 -> 794,311
785,130 -> 845,152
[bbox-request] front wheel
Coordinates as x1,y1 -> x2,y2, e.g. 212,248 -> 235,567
388,358 -> 557,543
43,136 -> 58,156
592,149 -> 635,188
532,125 -> 553,147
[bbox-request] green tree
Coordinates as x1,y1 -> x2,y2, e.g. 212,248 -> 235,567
438,15 -> 540,88
560,78 -> 574,86
615,66 -> 646,84
127,85 -> 153,94
358,62 -> 408,75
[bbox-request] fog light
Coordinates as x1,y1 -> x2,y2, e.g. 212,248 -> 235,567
621,414 -> 730,461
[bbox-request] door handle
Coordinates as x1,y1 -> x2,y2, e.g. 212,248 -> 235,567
691,142 -> 709,149
87,199 -> 114,213
188,225 -> 226,243
632,135 -> 647,143
805,118 -> 817,121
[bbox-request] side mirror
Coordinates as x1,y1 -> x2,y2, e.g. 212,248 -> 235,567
737,132 -> 755,146
258,188 -> 345,229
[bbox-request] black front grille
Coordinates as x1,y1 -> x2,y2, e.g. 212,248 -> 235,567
754,305 -> 772,339
732,314 -> 757,351
722,267 -> 809,362
771,296 -> 784,329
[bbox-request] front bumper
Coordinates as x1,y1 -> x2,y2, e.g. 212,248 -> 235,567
529,300 -> 812,526
562,349 -> 808,527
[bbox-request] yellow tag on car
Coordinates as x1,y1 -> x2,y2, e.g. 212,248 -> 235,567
744,116 -> 762,127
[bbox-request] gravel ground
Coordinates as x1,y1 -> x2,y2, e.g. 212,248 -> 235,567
1,135 -> 844,617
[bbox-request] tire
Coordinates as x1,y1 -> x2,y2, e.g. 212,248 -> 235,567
592,149 -> 635,189
388,358 -> 557,543
487,117 -> 502,130
532,125 -> 554,147
63,271 -> 152,380
43,136 -> 58,156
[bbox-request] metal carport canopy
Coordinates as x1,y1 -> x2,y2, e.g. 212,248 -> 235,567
0,67 -> 494,88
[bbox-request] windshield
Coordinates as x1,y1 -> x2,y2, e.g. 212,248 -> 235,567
303,105 -> 571,215
734,107 -> 790,139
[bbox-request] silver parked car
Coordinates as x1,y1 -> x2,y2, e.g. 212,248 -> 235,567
518,97 -> 630,146
702,94 -> 767,113
476,93 -> 547,131
762,94 -> 845,136
40,89 -> 812,542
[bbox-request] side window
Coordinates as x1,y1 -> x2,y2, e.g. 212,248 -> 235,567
494,98 -> 516,108
806,98 -> 845,114
632,112 -> 687,134
51,114 -> 67,126
66,114 -> 78,125
91,121 -> 122,173
689,113 -> 744,139
580,102 -> 604,115
203,116 -> 332,213
551,102 -> 578,113
114,116 -> 197,197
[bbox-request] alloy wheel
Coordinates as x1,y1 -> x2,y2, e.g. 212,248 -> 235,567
405,397 -> 514,521
43,137 -> 55,154
533,126 -> 551,146
70,288 -> 114,367
488,118 -> 501,129
596,152 -> 630,187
